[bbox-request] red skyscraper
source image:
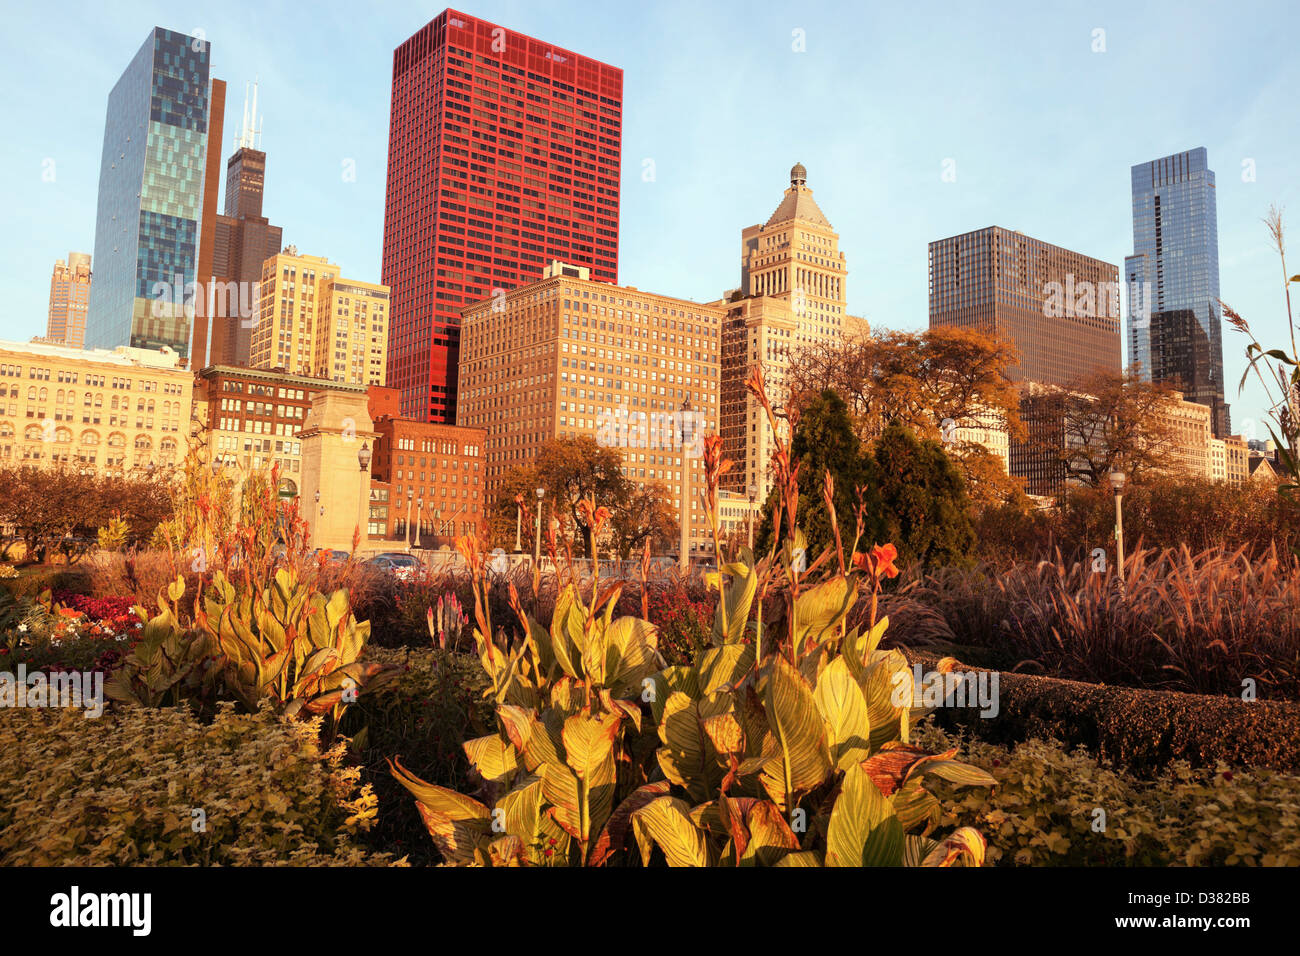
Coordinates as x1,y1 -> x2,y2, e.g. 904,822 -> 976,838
383,9 -> 623,423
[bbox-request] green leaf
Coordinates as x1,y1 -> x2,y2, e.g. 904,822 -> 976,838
761,655 -> 832,808
773,850 -> 823,867
813,656 -> 872,771
631,797 -> 709,867
792,576 -> 853,656
561,712 -> 622,781
463,733 -> 519,785
697,642 -> 755,696
825,763 -> 904,867
713,560 -> 757,645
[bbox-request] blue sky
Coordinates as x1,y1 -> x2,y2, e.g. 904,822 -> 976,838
2,0 -> 1297,435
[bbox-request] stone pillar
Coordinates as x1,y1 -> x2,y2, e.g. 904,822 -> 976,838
299,389 -> 377,552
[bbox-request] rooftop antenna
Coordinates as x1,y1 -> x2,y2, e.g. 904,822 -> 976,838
235,78 -> 263,150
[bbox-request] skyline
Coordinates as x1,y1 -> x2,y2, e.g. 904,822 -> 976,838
3,0 -> 1298,436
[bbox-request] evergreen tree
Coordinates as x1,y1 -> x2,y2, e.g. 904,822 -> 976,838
872,423 -> 975,569
755,390 -> 882,559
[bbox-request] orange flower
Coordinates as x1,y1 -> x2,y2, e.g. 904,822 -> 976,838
852,543 -> 900,580
871,543 -> 900,579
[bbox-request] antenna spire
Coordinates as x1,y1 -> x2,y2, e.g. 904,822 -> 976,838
235,78 -> 263,150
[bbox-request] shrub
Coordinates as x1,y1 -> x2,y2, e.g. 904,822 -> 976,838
0,703 -> 395,866
914,725 -> 1300,866
341,646 -> 493,865
909,546 -> 1300,700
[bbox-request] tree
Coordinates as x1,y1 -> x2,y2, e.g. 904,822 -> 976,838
872,423 -> 976,569
487,436 -> 677,559
755,390 -> 882,559
785,327 -> 1025,507
0,465 -> 99,563
1033,368 -> 1182,488
608,479 -> 677,559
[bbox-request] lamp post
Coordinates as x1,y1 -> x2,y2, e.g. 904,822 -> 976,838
515,499 -> 523,552
747,482 -> 757,551
315,489 -> 322,516
405,489 -> 414,551
1109,469 -> 1126,591
533,487 -> 545,568
358,441 -> 372,550
679,397 -> 693,575
415,498 -> 424,550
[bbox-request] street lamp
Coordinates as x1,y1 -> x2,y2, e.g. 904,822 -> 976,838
358,440 -> 372,471
1109,469 -> 1126,590
405,488 -> 415,551
534,486 -> 545,567
515,497 -> 523,553
315,489 -> 323,516
679,397 -> 693,574
747,481 -> 758,551
415,498 -> 424,550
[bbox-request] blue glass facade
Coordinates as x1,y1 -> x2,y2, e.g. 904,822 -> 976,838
1126,147 -> 1230,436
86,27 -> 211,360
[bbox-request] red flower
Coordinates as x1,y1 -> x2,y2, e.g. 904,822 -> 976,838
1222,770 -> 1234,782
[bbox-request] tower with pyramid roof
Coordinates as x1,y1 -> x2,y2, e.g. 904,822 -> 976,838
714,164 -> 859,503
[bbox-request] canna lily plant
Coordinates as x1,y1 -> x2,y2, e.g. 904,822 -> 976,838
391,365 -> 995,866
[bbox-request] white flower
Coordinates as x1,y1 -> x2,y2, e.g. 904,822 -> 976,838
17,623 -> 27,633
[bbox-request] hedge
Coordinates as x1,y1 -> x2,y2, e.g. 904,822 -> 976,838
914,654 -> 1300,773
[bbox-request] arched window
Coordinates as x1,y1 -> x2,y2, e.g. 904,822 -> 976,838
38,388 -> 47,402
54,427 -> 72,444
0,422 -> 12,438
27,387 -> 35,401
110,395 -> 118,410
159,437 -> 177,463
80,430 -> 99,446
23,424 -> 43,441
107,432 -> 126,448
134,435 -> 152,450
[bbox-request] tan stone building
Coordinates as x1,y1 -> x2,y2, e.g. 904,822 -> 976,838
716,164 -> 849,502
45,254 -> 93,349
1164,391 -> 1212,479
194,364 -> 368,495
0,339 -> 191,474
458,262 -> 723,557
1208,434 -> 1249,485
250,248 -> 389,387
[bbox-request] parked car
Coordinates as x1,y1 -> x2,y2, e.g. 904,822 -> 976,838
367,552 -> 423,580
309,548 -> 352,564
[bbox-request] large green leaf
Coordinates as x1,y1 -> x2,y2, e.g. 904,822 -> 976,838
697,642 -> 755,696
792,576 -> 853,656
561,712 -> 622,781
761,655 -> 832,808
463,733 -> 518,785
631,797 -> 709,867
813,656 -> 872,771
825,763 -> 904,867
656,691 -> 731,803
712,560 -> 757,645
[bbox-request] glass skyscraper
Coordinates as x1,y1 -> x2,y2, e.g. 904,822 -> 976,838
1126,147 -> 1229,437
86,27 -> 212,361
